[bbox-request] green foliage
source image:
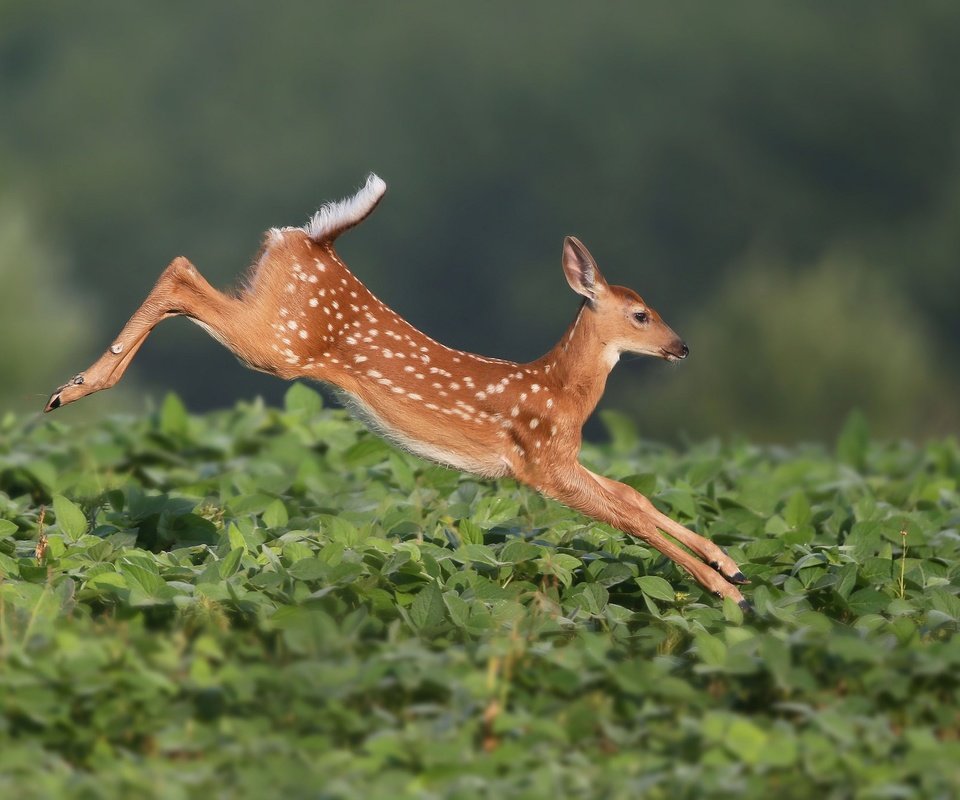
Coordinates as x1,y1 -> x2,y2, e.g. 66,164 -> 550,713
0,397 -> 959,796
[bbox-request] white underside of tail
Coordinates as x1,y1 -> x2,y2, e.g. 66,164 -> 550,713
303,173 -> 387,242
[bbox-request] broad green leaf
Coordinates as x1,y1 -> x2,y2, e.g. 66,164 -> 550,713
723,596 -> 744,625
263,499 -> 289,529
726,718 -> 768,764
452,543 -> 501,566
159,392 -> 189,438
636,575 -> 676,603
599,409 -> 638,453
288,557 -> 327,581
410,583 -> 445,630
783,492 -> 812,527
457,519 -> 485,546
500,540 -> 541,563
836,409 -> 869,469
53,495 -> 87,540
284,382 -> 323,416
847,587 -> 889,616
621,473 -> 657,495
218,547 -> 245,579
694,632 -> 727,667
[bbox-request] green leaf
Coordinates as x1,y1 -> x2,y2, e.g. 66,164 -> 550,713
53,495 -> 87,540
159,392 -> 189,438
656,489 -> 697,519
836,409 -> 869,469
452,543 -> 501,566
621,473 -> 657,495
263,499 -> 289,529
783,492 -> 811,527
566,583 -> 609,615
410,583 -> 445,630
847,587 -> 889,616
288,557 -> 327,581
723,596 -> 744,625
694,632 -> 727,667
457,519 -> 485,546
598,409 -> 638,453
442,591 -> 470,628
726,718 -> 768,765
119,562 -> 164,596
500,540 -> 541,563
636,575 -> 676,603
218,547 -> 245,579
284,382 -> 323,416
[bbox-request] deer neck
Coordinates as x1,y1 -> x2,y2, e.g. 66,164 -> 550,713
540,302 -> 617,425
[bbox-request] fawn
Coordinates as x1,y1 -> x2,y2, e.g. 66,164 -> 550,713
45,175 -> 749,607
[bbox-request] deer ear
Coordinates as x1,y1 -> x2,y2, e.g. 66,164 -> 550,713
562,236 -> 608,302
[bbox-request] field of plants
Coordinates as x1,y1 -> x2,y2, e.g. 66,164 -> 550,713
1,385 -> 958,798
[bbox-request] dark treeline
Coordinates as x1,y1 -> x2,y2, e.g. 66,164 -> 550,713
2,1 -> 958,441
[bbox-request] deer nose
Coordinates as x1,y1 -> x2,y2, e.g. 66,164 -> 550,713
680,343 -> 689,358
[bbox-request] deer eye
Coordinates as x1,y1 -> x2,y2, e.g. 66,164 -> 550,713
633,311 -> 649,324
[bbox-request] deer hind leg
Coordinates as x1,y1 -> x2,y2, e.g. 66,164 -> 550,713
538,464 -> 749,608
45,256 -> 247,411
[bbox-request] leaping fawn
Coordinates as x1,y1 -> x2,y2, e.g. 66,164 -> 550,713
45,175 -> 749,608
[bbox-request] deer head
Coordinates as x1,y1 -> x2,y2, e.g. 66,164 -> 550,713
561,236 -> 688,367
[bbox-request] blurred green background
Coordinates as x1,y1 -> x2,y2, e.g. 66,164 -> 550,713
2,1 -> 958,442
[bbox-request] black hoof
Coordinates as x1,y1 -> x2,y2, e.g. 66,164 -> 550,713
737,599 -> 754,614
730,571 -> 750,585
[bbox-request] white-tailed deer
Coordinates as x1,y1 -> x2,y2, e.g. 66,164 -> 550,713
46,175 -> 749,607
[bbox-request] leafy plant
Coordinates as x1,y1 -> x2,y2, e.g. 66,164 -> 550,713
0,389 -> 958,798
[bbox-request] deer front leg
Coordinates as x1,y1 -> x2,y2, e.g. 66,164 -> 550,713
537,463 -> 749,609
45,257 -> 244,411
584,468 -> 748,585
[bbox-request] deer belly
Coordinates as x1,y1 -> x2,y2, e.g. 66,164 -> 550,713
336,389 -> 511,478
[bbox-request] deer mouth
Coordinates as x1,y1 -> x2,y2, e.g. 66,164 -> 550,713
658,346 -> 688,363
